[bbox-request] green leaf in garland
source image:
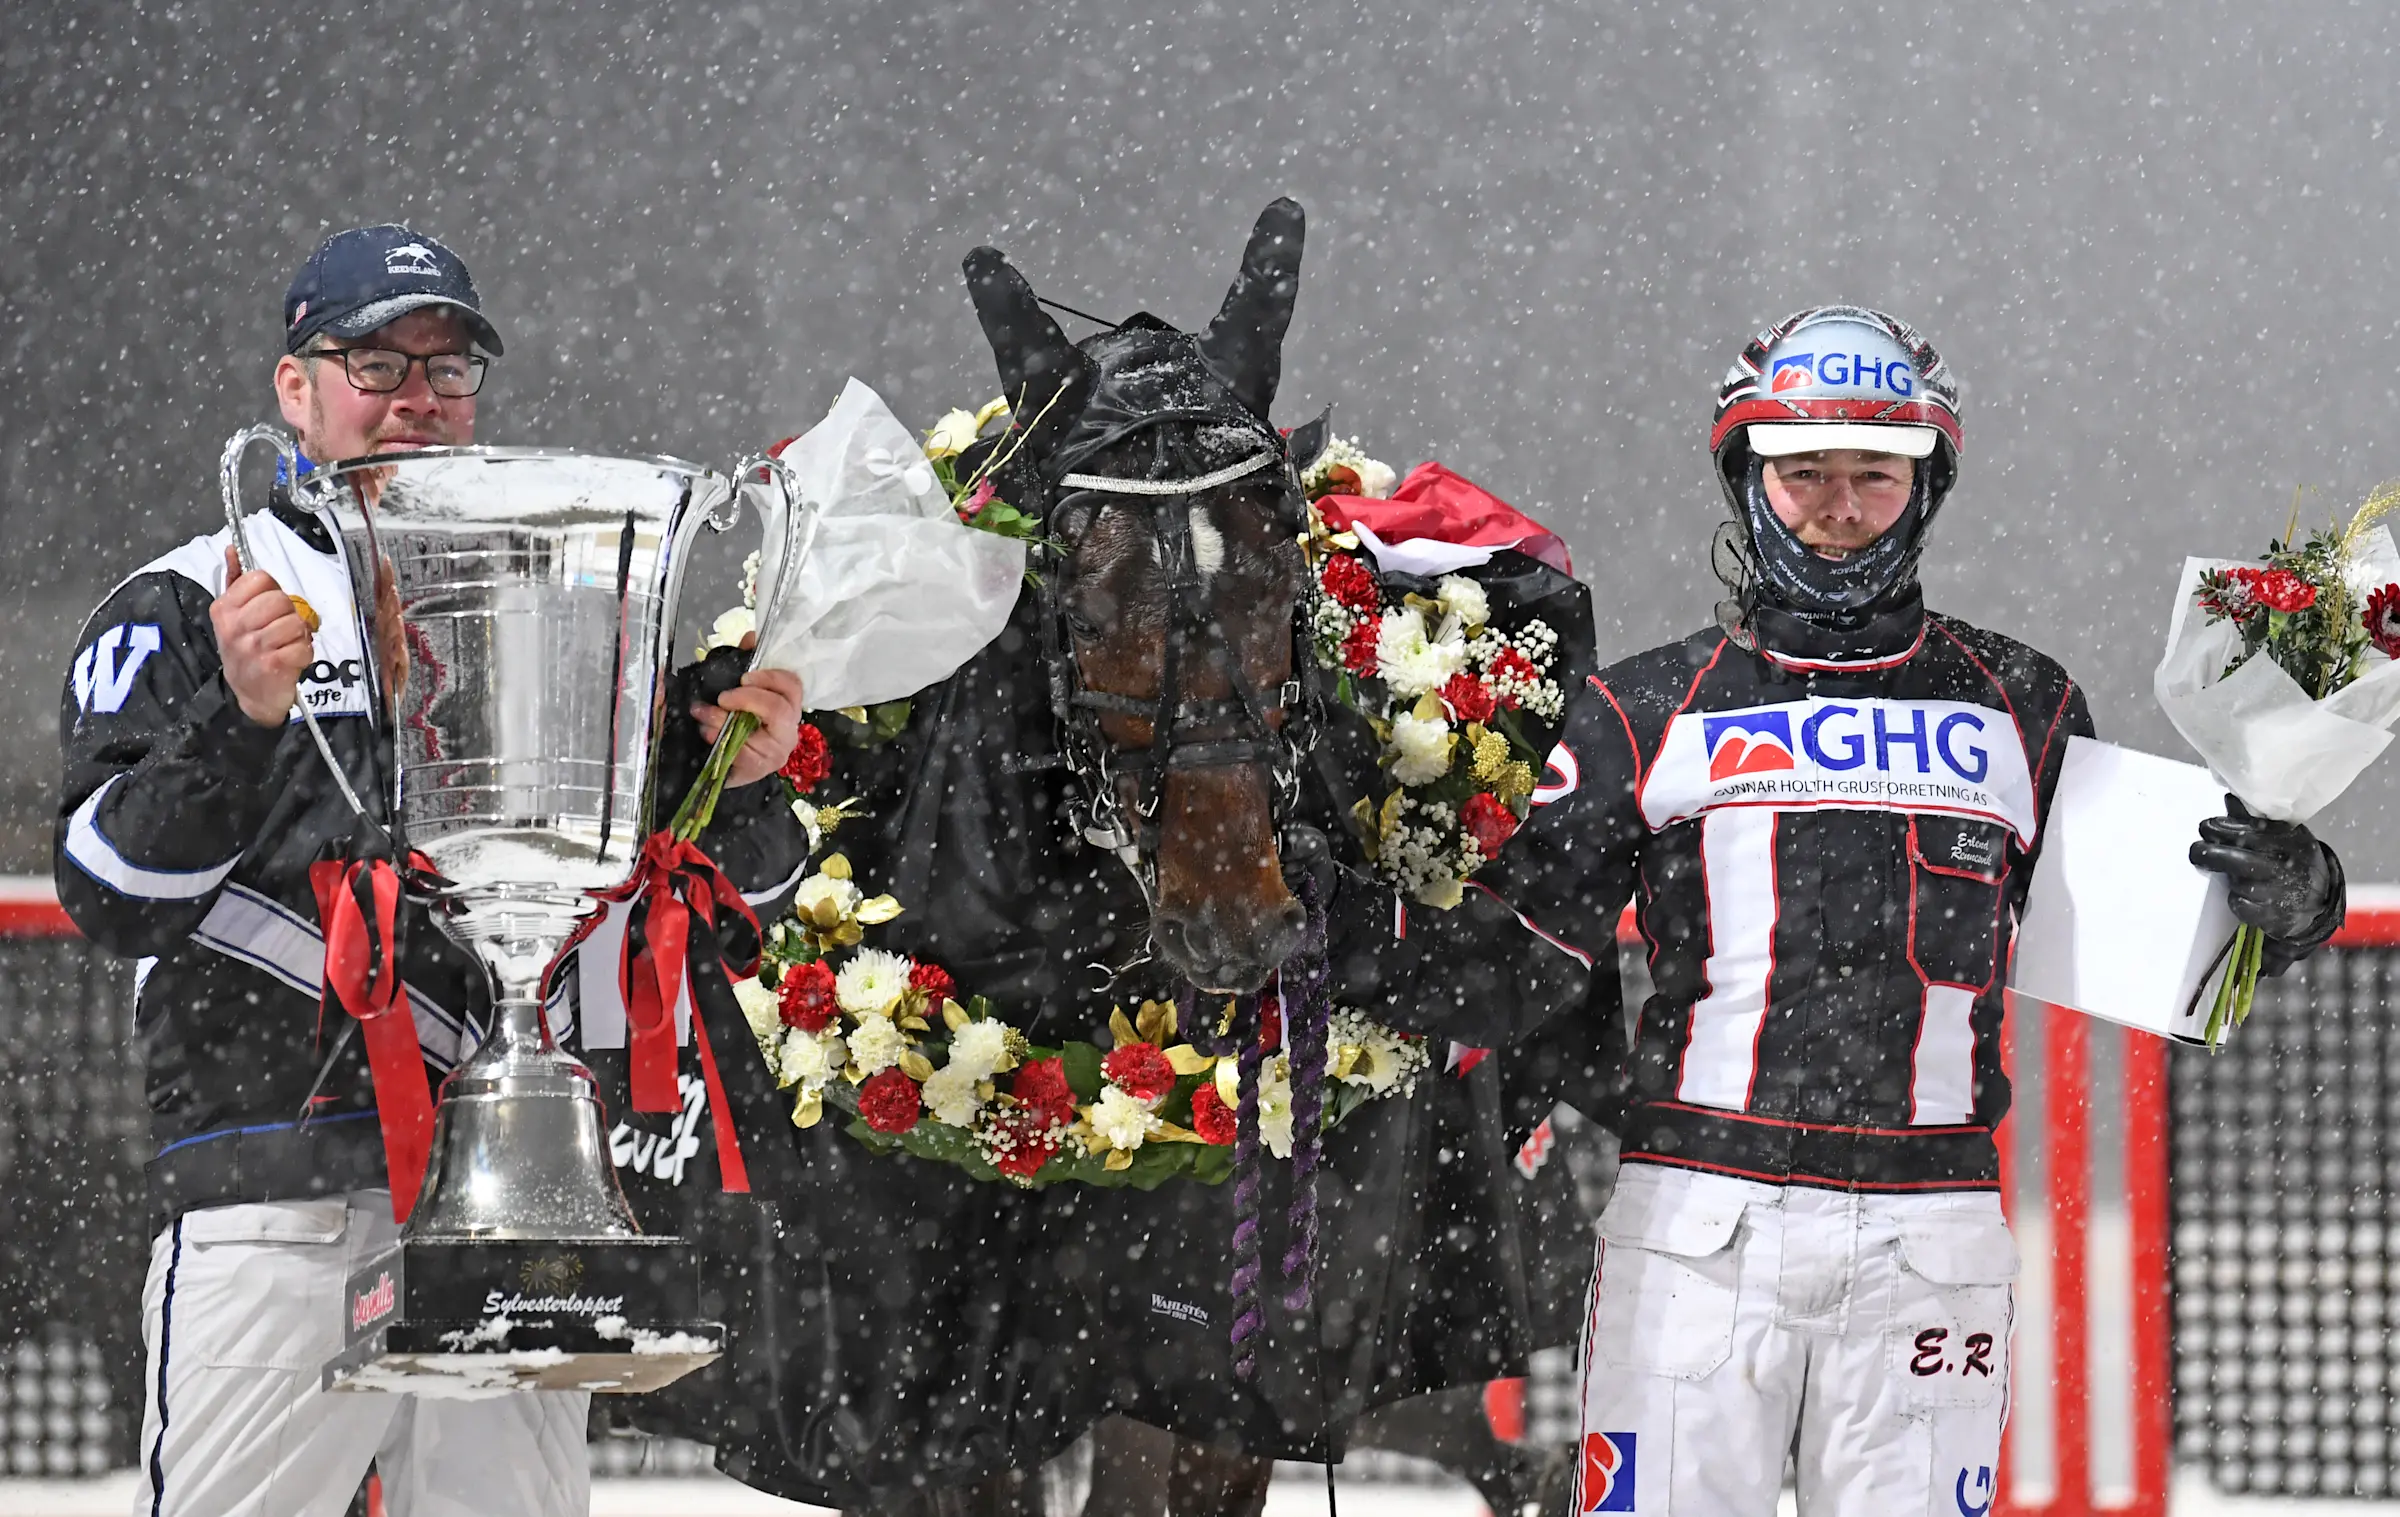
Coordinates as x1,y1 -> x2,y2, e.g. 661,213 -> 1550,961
1059,1042 -> 1104,1102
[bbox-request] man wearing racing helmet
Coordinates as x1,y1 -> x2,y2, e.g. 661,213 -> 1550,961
1361,307 -> 2347,1513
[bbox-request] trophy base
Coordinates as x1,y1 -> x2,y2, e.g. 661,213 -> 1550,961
324,1236 -> 722,1398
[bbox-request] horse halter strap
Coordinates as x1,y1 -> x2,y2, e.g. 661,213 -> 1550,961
1043,447 -> 1309,891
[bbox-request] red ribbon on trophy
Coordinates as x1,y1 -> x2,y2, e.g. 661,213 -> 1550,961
579,831 -> 759,1194
310,857 -> 435,1222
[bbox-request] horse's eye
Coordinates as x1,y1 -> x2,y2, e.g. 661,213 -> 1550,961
1063,605 -> 1102,640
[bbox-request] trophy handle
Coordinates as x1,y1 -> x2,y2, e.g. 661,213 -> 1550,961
216,423 -> 386,831
732,451 -> 823,673
218,424 -> 300,573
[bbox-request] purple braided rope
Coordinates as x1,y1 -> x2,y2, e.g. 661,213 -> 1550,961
1228,990 -> 1267,1382
1280,877 -> 1332,1314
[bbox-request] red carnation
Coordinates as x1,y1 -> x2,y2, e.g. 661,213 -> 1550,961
990,1107 -> 1064,1179
857,1068 -> 922,1134
1440,673 -> 1497,724
1319,553 -> 1381,614
2253,567 -> 2318,613
907,961 -> 956,1005
1258,989 -> 1282,1054
1189,1082 -> 1237,1146
1010,1057 -> 1079,1128
779,723 -> 832,793
1460,792 -> 1522,859
1341,619 -> 1381,675
1101,1041 -> 1176,1104
2365,583 -> 2400,659
777,959 -> 839,1033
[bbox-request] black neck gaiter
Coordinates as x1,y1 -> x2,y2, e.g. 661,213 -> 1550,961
1738,454 -> 1928,622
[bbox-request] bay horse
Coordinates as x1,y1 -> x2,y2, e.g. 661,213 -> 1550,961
619,200 -> 1598,1517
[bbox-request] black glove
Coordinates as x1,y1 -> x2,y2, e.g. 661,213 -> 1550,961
654,644 -> 752,801
2190,795 -> 2346,972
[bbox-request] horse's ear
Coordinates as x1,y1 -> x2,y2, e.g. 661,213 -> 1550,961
963,246 -> 1089,449
1196,198 -> 1305,421
1285,406 -> 1332,473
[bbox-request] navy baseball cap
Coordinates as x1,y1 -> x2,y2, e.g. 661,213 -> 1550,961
283,224 -> 504,356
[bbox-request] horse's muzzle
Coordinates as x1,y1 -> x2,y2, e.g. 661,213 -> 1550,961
1153,895 -> 1307,995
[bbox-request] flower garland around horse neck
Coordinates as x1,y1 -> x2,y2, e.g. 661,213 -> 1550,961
729,848 -> 1428,1188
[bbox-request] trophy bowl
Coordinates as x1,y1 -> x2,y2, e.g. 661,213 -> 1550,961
222,437 -> 810,1395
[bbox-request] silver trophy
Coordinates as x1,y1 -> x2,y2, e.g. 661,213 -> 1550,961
218,427 -> 812,1394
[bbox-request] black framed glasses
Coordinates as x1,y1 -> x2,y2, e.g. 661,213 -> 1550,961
307,345 -> 489,398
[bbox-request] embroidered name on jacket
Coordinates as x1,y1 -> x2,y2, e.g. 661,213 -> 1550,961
1639,697 -> 2035,843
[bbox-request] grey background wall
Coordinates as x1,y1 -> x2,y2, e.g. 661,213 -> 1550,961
4,0 -> 2394,871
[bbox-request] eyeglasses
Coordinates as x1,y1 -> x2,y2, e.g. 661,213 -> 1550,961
306,345 -> 489,398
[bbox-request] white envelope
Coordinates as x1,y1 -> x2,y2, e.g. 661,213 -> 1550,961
2011,736 -> 2236,1044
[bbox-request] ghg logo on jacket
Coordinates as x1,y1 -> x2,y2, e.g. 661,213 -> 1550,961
1644,697 -> 2037,842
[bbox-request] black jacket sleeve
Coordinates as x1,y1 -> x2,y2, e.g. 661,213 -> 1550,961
1329,668 -> 1649,1048
55,571 -> 285,957
2013,675 -> 2097,897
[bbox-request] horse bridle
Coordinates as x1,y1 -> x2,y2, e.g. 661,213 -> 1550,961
1033,444 -> 1319,903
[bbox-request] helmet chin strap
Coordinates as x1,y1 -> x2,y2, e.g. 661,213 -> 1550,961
1736,454 -> 1929,623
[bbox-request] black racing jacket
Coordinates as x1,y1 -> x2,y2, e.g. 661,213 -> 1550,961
1466,593 -> 2302,1192
56,484 -> 807,1223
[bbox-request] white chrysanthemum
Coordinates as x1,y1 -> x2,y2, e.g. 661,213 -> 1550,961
835,948 -> 911,1017
731,975 -> 780,1042
1351,457 -> 1398,499
1257,1057 -> 1295,1160
1089,1086 -> 1162,1152
1389,711 -> 1455,786
1434,575 -> 1489,629
921,1063 -> 986,1128
705,605 -> 756,653
793,872 -> 861,920
780,1028 -> 844,1090
846,1016 -> 904,1076
947,1019 -> 1012,1081
1375,608 -> 1468,697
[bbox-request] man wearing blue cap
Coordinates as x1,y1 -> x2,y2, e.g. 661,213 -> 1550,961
58,226 -> 805,1516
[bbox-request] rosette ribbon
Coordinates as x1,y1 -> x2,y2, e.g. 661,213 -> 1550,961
577,830 -> 761,1193
308,857 -> 434,1222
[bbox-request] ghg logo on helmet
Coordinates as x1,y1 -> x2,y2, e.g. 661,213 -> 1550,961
1706,305 -> 1963,640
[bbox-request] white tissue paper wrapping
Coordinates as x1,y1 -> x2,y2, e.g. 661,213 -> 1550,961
2151,525 -> 2400,822
747,378 -> 1026,712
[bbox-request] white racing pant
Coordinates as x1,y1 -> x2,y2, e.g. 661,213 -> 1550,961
131,1193 -> 590,1517
1575,1163 -> 2015,1516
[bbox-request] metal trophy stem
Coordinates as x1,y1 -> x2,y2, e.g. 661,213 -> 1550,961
220,432 -> 810,1394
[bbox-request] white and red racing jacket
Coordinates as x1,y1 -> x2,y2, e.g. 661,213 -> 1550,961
1475,594 -> 2092,1192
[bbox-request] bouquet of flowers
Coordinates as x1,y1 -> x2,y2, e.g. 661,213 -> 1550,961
2157,487 -> 2400,1045
727,851 -> 1430,1188
664,381 -> 1032,843
1300,437 -> 1567,907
